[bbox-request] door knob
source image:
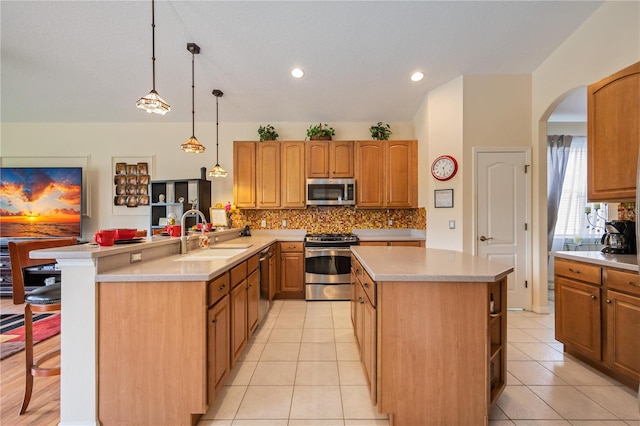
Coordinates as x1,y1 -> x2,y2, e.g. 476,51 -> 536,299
479,236 -> 494,242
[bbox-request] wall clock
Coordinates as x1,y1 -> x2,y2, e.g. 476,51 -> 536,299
431,155 -> 458,181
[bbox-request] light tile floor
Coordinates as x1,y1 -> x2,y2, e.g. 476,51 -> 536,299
199,299 -> 640,426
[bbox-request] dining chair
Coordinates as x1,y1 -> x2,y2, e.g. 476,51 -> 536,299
8,237 -> 76,415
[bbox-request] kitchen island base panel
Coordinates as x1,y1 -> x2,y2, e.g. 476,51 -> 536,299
378,280 -> 493,426
98,280 -> 207,426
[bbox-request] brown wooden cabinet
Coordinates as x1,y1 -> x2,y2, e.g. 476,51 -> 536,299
234,141 -> 305,209
207,293 -> 230,406
256,142 -> 281,208
233,142 -> 256,208
604,267 -> 640,382
354,140 -> 418,208
555,258 -> 602,361
279,242 -> 304,295
350,258 -> 507,424
306,140 -> 354,178
587,61 -> 640,202
555,257 -> 640,388
281,141 -> 306,208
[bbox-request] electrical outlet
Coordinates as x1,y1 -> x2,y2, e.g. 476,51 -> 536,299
261,219 -> 266,228
282,219 -> 287,228
449,220 -> 456,229
388,219 -> 393,226
130,252 -> 142,263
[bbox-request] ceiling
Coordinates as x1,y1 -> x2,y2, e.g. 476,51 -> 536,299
1,1 -> 602,124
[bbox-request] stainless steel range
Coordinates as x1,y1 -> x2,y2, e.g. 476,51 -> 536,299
304,233 -> 359,301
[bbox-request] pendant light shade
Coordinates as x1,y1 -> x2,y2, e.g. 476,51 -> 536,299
136,0 -> 170,115
209,89 -> 227,177
181,43 -> 206,154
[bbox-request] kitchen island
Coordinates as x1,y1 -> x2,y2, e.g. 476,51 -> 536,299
350,246 -> 513,426
29,229 -> 304,426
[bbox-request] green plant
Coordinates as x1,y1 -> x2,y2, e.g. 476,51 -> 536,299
306,123 -> 335,140
370,122 -> 392,140
257,124 -> 279,141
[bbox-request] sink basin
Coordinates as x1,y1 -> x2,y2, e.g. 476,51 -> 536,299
175,248 -> 248,261
210,243 -> 253,249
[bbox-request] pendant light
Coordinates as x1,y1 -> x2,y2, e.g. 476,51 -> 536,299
181,43 -> 206,154
136,0 -> 170,115
209,89 -> 228,177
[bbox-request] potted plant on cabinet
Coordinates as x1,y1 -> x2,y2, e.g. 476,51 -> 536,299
257,124 -> 279,141
370,122 -> 392,140
306,123 -> 335,140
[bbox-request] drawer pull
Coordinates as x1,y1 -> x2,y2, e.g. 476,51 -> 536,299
218,284 -> 226,291
591,295 -> 597,300
359,296 -> 364,304
629,281 -> 638,287
211,319 -> 217,324
606,299 -> 612,304
364,282 -> 369,288
568,268 -> 581,274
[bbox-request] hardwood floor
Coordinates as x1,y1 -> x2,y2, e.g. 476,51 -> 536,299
1,297 -> 60,426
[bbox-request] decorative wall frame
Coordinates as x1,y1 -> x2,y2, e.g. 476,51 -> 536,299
111,156 -> 154,216
434,189 -> 454,208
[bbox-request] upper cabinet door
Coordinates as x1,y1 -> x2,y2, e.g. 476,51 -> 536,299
306,142 -> 330,178
588,61 -> 640,202
330,141 -> 354,178
281,142 -> 306,208
256,142 -> 281,208
386,140 -> 417,208
233,142 -> 256,208
306,141 -> 354,178
355,141 -> 385,207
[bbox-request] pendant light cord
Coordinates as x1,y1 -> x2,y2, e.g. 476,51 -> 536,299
191,50 -> 195,137
151,0 -> 156,91
216,94 -> 220,164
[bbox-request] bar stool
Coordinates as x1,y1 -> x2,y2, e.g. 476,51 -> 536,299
8,237 -> 76,415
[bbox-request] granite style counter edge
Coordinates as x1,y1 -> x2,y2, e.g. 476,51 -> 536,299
551,250 -> 639,272
352,246 -> 513,282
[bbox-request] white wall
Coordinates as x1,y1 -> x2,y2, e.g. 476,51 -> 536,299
531,0 -> 640,313
1,121 -> 415,240
417,76 -> 464,251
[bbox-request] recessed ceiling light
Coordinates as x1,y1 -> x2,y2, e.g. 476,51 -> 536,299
411,72 -> 424,82
291,68 -> 305,79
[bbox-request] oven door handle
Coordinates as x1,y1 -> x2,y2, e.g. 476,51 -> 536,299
305,247 -> 353,258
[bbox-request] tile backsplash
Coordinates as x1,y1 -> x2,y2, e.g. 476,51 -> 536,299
230,207 -> 426,233
618,202 -> 636,221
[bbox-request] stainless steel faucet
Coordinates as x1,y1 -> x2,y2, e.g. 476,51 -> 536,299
180,209 -> 208,254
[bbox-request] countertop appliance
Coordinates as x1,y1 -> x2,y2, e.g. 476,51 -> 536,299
306,178 -> 355,206
304,233 -> 359,301
601,220 -> 636,254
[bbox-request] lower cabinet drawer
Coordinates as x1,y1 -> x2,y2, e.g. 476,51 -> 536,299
555,259 -> 601,285
606,268 -> 640,297
208,273 -> 230,306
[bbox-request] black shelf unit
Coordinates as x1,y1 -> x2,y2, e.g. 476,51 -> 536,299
149,178 -> 212,234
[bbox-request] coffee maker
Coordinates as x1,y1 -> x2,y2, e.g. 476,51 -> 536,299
601,220 -> 637,254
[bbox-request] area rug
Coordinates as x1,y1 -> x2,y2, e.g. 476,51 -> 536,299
0,313 -> 61,360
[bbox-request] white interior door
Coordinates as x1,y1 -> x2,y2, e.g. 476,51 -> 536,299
476,149 -> 530,309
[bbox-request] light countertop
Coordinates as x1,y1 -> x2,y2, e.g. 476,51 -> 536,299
352,228 -> 425,241
351,246 -> 513,282
551,251 -> 639,272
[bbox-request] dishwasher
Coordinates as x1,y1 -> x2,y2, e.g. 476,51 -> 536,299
258,245 -> 274,322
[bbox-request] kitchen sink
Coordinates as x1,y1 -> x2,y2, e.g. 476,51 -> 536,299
174,248 -> 248,261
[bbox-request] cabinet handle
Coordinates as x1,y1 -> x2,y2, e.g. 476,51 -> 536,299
591,295 -> 597,300
606,299 -> 612,304
568,268 -> 581,274
629,281 -> 638,287
211,319 -> 217,323
364,282 -> 369,288
218,284 -> 226,291
359,296 -> 364,304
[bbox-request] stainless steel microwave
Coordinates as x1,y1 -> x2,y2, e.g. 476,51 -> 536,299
306,178 -> 355,206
